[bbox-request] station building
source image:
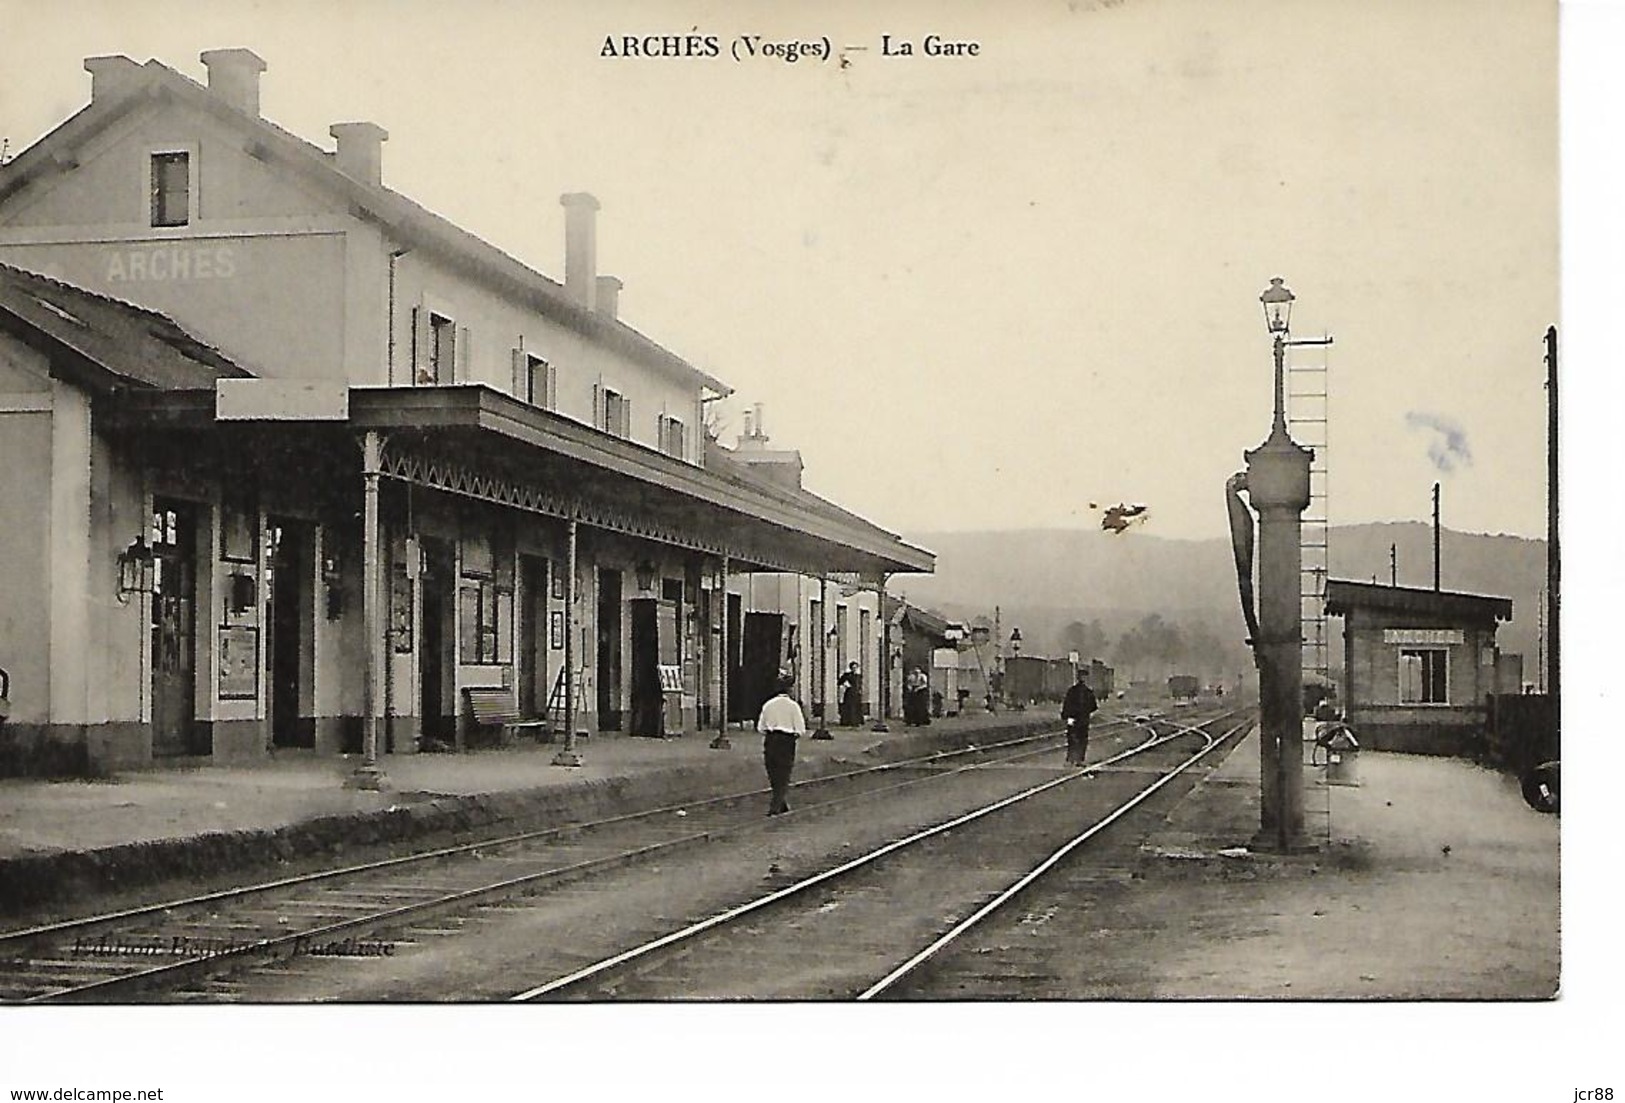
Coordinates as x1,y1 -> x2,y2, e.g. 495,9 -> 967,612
0,49 -> 931,775
1323,580 -> 1514,756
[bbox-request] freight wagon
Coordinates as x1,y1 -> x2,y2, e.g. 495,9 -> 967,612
1167,674 -> 1200,701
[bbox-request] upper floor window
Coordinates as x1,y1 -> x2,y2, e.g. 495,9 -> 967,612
1398,648 -> 1448,704
150,152 -> 190,227
658,415 -> 687,460
414,310 -> 456,385
601,387 -> 630,438
521,352 -> 555,409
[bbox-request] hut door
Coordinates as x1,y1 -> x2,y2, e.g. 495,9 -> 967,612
150,499 -> 198,757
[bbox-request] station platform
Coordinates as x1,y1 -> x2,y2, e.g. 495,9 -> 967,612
0,709 -> 1057,915
1133,726 -> 1560,999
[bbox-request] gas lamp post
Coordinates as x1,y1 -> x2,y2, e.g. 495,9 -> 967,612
1244,277 -> 1315,851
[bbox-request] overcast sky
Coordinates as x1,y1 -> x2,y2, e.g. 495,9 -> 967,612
0,1 -> 1560,545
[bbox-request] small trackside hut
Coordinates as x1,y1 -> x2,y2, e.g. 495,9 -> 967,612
1323,580 -> 1515,756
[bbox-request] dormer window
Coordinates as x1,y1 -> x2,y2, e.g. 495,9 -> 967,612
150,151 -> 190,227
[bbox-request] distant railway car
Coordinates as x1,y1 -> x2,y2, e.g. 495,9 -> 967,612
1003,656 -> 1045,705
1088,659 -> 1115,698
1167,674 -> 1199,701
1042,658 -> 1073,701
1006,656 -> 1113,705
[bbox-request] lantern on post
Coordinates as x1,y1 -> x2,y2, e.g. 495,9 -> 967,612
116,536 -> 156,601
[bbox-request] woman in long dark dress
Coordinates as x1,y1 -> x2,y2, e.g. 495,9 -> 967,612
837,662 -> 862,726
904,667 -> 931,726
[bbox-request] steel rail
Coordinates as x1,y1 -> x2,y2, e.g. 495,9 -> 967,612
8,716 -> 1149,1003
858,714 -> 1250,999
509,709 -> 1241,1001
1,717 -> 1116,953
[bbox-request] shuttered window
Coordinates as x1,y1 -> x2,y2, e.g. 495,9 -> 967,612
513,349 -> 555,408
659,415 -> 687,459
415,310 -> 455,385
602,388 -> 629,438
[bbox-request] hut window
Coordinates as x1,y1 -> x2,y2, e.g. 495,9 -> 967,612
1398,648 -> 1447,704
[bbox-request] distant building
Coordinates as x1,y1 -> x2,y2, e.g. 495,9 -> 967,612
1323,580 -> 1515,756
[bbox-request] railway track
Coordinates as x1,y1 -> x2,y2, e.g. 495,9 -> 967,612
511,709 -> 1248,1001
0,711 -> 1184,1003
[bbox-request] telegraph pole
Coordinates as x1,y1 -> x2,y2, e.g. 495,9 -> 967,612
1432,482 -> 1442,591
1545,326 -> 1559,708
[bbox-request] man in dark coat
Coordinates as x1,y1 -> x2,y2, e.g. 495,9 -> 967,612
1061,669 -> 1099,767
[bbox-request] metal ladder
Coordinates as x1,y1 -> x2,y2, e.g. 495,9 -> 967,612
1288,339 -> 1332,703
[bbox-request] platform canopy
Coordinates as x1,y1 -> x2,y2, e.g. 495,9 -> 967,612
107,383 -> 934,582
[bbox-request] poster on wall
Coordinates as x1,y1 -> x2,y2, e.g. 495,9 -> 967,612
217,625 -> 258,699
219,496 -> 257,562
549,610 -> 564,650
390,565 -> 414,653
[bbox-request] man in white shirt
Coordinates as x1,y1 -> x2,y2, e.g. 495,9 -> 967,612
757,673 -> 807,816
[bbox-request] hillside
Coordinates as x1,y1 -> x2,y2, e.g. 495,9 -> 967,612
893,522 -> 1549,674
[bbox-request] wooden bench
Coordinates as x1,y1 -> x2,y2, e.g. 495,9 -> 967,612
463,688 -> 553,746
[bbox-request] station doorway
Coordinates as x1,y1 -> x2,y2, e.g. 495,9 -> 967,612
629,588 -> 680,738
150,498 -> 198,757
737,611 -> 785,724
266,518 -> 314,748
629,598 -> 661,737
418,536 -> 456,743
517,555 -> 549,719
597,569 -> 623,730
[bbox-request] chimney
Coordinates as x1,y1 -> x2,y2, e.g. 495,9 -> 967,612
329,122 -> 388,186
595,275 -> 623,319
83,56 -> 141,103
730,402 -> 802,487
737,404 -> 770,450
732,446 -> 804,490
560,192 -> 600,310
199,48 -> 268,116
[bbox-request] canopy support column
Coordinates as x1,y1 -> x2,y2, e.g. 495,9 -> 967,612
710,553 -> 732,749
347,430 -> 389,791
811,575 -> 832,740
553,519 -> 584,767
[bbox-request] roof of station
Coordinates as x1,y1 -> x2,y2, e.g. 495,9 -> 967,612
0,53 -> 729,395
0,262 -> 249,391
